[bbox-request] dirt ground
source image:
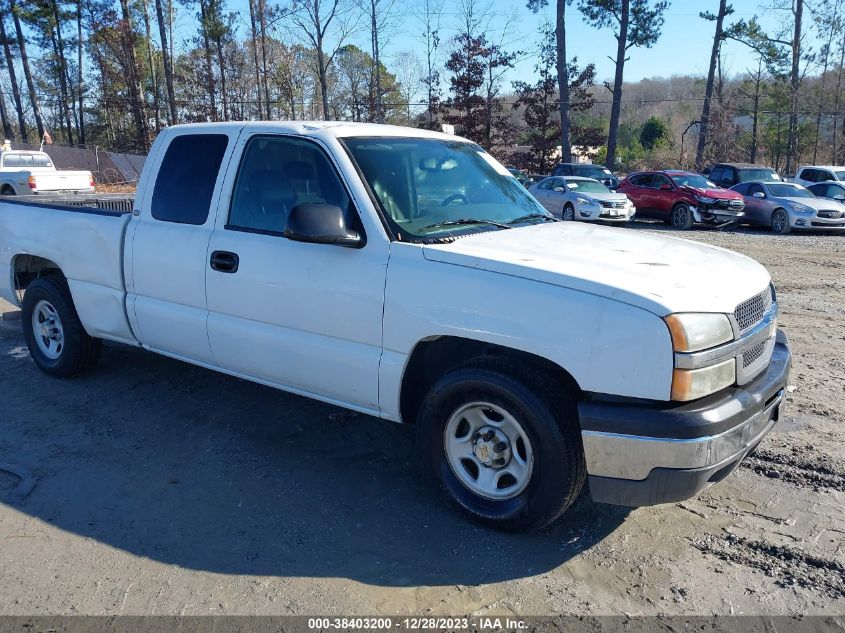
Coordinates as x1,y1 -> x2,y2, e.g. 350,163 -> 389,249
0,223 -> 842,617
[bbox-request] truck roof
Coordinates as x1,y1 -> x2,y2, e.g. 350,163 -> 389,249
164,120 -> 467,142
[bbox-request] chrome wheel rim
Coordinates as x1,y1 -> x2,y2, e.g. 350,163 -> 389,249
562,206 -> 574,221
772,211 -> 787,233
31,299 -> 64,360
443,402 -> 534,500
673,206 -> 689,227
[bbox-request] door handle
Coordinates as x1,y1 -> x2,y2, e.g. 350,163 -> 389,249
210,250 -> 239,273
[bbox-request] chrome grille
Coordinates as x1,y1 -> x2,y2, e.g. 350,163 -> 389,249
743,341 -> 766,367
734,288 -> 772,333
600,200 -> 626,209
817,209 -> 843,219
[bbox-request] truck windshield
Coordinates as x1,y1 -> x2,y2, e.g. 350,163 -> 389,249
575,165 -> 612,179
738,168 -> 779,181
343,137 -> 551,239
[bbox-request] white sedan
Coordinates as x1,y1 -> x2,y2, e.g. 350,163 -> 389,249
529,176 -> 635,222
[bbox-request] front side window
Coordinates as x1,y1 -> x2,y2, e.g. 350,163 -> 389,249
343,137 -> 551,239
151,134 -> 228,225
651,174 -> 672,189
228,136 -> 350,234
834,171 -> 845,180
748,183 -> 765,196
710,166 -> 725,181
827,183 -> 845,197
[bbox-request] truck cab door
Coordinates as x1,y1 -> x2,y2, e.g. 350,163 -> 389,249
127,130 -> 239,364
204,131 -> 389,414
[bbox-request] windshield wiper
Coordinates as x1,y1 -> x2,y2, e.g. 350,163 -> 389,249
507,213 -> 558,225
420,218 -> 513,232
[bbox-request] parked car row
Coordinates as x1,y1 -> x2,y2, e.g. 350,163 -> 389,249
519,160 -> 845,234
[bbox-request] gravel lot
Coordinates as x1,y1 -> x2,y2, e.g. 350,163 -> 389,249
0,223 -> 842,616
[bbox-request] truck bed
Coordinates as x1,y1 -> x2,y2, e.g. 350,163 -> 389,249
0,193 -> 134,215
0,194 -> 137,345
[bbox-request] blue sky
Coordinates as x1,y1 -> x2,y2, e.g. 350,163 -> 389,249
175,0 -> 805,93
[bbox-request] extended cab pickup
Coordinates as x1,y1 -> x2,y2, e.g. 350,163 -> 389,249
0,149 -> 95,196
0,122 -> 791,531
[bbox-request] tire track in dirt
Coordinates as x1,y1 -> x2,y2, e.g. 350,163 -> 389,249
692,533 -> 845,598
741,448 -> 845,492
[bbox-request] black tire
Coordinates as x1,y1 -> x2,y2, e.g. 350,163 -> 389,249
561,203 -> 575,221
670,203 -> 694,230
416,356 -> 586,532
771,208 -> 791,235
0,185 -> 15,196
21,276 -> 102,377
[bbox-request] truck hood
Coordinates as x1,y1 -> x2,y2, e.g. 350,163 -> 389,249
422,223 -> 771,316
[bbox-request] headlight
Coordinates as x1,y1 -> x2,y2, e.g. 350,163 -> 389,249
671,359 -> 736,401
664,313 -> 736,401
664,313 -> 733,352
576,196 -> 597,206
788,202 -> 814,215
694,195 -> 715,204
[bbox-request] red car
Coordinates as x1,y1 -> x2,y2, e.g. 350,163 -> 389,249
616,170 -> 745,229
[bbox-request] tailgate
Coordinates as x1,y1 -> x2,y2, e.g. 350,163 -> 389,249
31,170 -> 92,192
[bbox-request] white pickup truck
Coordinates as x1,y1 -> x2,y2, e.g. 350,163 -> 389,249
0,122 -> 791,531
0,149 -> 95,195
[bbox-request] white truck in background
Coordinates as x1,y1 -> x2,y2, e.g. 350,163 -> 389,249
0,122 -> 791,532
0,148 -> 95,196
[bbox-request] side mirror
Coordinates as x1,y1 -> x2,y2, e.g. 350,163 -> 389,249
553,186 -> 566,192
834,194 -> 845,201
659,183 -> 673,191
285,203 -> 362,247
752,191 -> 765,198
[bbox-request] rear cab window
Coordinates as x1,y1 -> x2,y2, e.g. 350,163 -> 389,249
151,134 -> 229,224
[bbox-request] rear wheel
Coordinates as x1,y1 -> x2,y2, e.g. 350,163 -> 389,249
771,208 -> 791,235
562,203 -> 575,221
417,357 -> 586,532
670,203 -> 694,230
21,276 -> 102,377
0,185 -> 15,196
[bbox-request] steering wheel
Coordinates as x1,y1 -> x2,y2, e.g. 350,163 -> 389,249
442,193 -> 469,206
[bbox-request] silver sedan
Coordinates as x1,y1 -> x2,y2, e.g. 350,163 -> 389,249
529,176 -> 635,222
730,181 -> 845,234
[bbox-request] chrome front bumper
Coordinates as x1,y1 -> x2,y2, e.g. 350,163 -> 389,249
580,330 -> 791,506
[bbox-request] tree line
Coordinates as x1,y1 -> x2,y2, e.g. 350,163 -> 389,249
0,0 -> 842,175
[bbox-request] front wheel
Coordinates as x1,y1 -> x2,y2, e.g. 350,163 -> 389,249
771,208 -> 791,235
21,276 -> 102,377
417,358 -> 586,532
561,203 -> 575,221
670,203 -> 694,229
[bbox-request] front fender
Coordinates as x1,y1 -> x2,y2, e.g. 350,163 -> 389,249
378,244 -> 673,420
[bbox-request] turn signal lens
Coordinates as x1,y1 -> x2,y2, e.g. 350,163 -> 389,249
671,359 -> 736,401
664,313 -> 733,352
